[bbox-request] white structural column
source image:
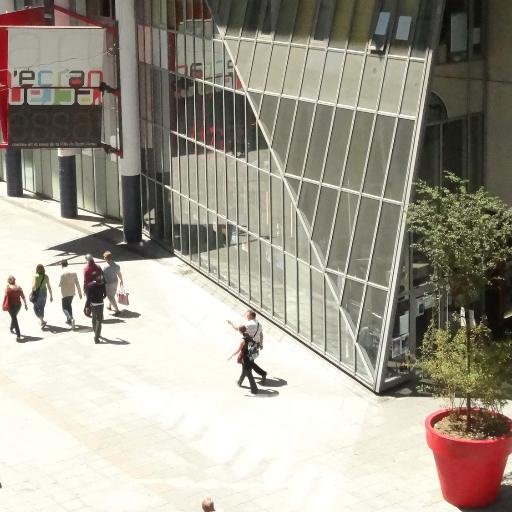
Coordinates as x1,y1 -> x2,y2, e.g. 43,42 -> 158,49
116,0 -> 142,243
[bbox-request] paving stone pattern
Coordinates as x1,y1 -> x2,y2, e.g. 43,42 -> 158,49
0,185 -> 511,512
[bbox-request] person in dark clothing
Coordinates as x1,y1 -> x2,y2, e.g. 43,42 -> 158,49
228,325 -> 259,395
83,254 -> 102,291
85,270 -> 106,344
227,310 -> 267,384
238,354 -> 266,389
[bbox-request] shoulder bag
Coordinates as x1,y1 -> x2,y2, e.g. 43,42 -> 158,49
116,284 -> 129,306
29,275 -> 45,303
251,321 -> 263,349
2,291 -> 9,311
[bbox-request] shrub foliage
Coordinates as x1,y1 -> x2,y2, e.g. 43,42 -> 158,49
408,174 -> 512,436
408,173 -> 512,306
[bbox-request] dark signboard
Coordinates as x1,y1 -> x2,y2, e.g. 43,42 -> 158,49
8,104 -> 103,148
0,27 -> 105,147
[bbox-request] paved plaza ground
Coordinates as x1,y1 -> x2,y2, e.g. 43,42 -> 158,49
0,184 -> 511,512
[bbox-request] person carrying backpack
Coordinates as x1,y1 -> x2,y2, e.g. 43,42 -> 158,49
227,309 -> 267,384
228,325 -> 260,395
85,270 -> 106,344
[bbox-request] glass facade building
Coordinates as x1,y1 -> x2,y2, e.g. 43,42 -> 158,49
5,0 -> 508,393
135,0 -> 445,392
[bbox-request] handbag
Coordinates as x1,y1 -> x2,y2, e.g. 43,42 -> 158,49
83,296 -> 92,317
29,275 -> 45,303
247,340 -> 260,361
2,293 -> 9,312
116,285 -> 129,306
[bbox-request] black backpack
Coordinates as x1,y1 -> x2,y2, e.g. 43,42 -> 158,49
246,335 -> 260,361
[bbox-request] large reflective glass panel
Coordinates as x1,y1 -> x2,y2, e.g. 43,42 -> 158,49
136,0 -> 441,391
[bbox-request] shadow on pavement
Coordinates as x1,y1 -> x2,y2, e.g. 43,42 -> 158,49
261,377 -> 287,388
74,214 -> 107,223
460,479 -> 512,511
118,310 -> 140,319
98,337 -> 130,345
73,324 -> 92,332
20,193 -> 40,200
1,195 -> 171,263
383,374 -> 435,398
18,335 -> 43,343
44,325 -> 70,334
251,388 -> 279,398
102,318 -> 125,325
46,227 -> 173,265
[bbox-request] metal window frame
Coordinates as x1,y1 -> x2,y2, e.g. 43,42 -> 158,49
136,0 -> 449,393
375,0 -> 446,393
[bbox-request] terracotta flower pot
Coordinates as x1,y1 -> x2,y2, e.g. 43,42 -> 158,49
426,409 -> 512,508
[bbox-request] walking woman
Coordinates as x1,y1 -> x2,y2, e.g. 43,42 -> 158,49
32,264 -> 53,329
228,325 -> 259,394
4,275 -> 28,341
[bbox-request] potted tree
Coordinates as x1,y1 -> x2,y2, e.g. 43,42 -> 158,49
408,173 -> 512,508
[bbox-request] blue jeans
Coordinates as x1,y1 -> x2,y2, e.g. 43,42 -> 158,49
33,289 -> 47,318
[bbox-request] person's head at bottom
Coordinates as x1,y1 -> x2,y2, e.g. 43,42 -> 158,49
202,497 -> 215,512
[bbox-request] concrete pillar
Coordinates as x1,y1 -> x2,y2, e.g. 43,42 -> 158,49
58,148 -> 78,218
5,148 -> 22,197
117,0 -> 142,243
51,2 -> 79,219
